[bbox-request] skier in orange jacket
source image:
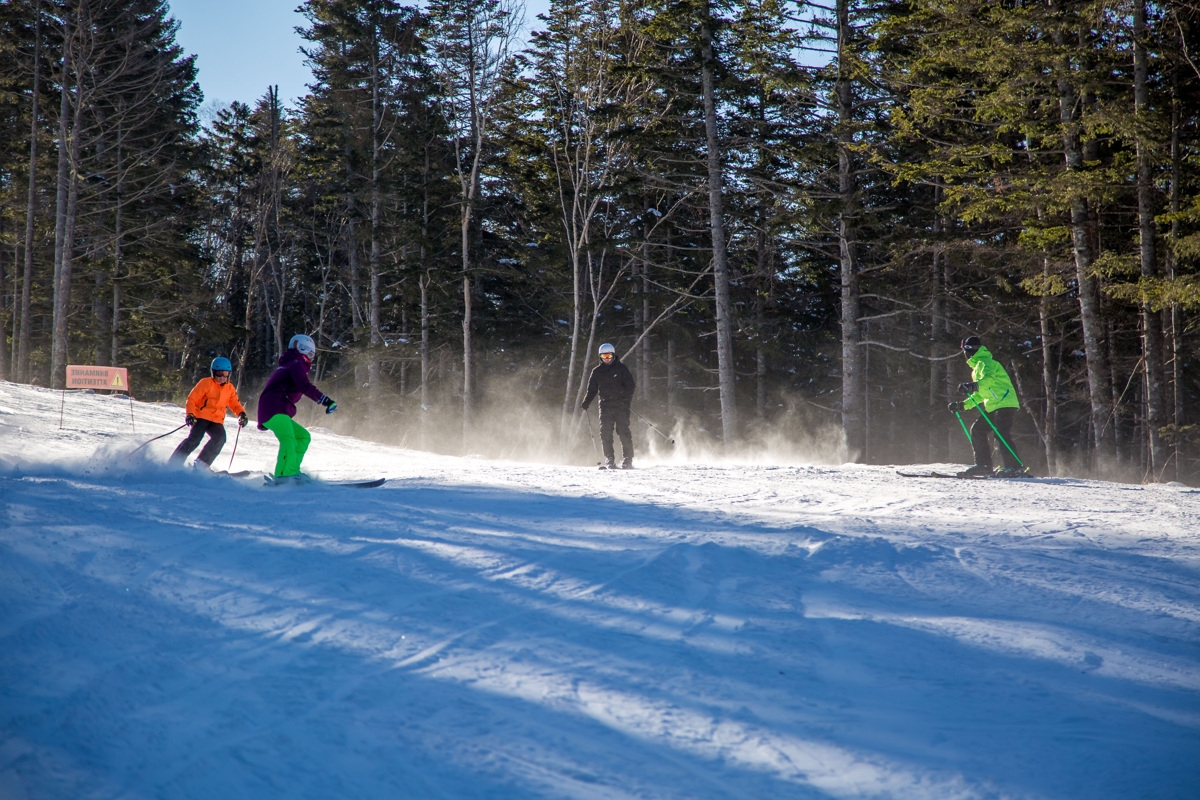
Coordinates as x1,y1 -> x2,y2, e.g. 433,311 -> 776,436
171,356 -> 248,468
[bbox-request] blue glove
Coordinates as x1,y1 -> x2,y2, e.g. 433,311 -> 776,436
321,396 -> 337,414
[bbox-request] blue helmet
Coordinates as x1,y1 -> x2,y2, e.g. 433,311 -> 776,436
211,356 -> 232,374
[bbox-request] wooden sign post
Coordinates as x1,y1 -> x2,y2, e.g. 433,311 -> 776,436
61,365 -> 136,431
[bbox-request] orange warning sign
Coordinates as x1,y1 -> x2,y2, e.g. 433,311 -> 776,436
66,365 -> 129,391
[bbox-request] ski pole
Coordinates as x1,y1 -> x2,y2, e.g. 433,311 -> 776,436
126,423 -> 187,458
632,408 -> 675,444
953,410 -> 972,443
977,407 -> 1025,468
584,407 -> 600,459
227,423 -> 241,470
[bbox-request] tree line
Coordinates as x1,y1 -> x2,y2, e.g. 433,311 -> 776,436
1,0 -> 1198,481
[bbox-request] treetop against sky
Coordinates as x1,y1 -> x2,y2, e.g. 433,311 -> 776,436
168,0 -> 551,111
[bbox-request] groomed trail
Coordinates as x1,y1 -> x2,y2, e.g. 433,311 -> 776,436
2,381 -> 1198,800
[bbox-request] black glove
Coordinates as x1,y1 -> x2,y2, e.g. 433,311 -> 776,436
321,396 -> 337,414
580,400 -> 590,411
958,381 -> 978,395
185,413 -> 196,426
947,401 -> 964,412
238,412 -> 248,428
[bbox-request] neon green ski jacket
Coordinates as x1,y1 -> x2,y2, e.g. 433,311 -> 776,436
963,346 -> 1020,412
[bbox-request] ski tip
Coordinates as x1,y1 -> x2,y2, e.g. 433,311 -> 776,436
339,478 -> 386,488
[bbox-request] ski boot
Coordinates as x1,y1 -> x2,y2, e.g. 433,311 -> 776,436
600,458 -> 616,470
620,457 -> 633,470
993,466 -> 1030,478
956,464 -> 993,478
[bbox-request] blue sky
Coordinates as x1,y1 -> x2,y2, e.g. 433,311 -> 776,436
167,0 -> 551,112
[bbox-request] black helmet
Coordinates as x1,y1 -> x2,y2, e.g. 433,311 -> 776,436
960,336 -> 982,356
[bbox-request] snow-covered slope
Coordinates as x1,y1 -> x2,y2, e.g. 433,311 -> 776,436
1,380 -> 1198,799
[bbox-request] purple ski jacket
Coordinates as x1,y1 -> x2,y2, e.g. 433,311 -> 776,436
256,349 -> 328,429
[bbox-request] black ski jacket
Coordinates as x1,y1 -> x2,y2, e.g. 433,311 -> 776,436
581,357 -> 635,409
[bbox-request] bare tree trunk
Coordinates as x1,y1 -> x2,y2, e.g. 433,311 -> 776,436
836,0 -> 864,460
1134,0 -> 1166,478
51,20 -> 79,389
368,34 -> 384,404
755,237 -> 767,425
418,137 -> 434,449
420,271 -> 430,410
1039,284 -> 1059,475
928,192 -> 944,462
1167,69 -> 1182,481
6,242 -> 14,376
111,280 -> 120,366
98,128 -> 123,367
268,88 -> 285,360
755,222 -> 769,423
462,233 -> 472,445
561,243 -> 584,429
0,227 -> 7,380
346,114 -> 366,388
1109,329 -> 1125,465
1054,15 -> 1113,467
641,234 -> 651,403
700,10 -> 737,449
667,335 -> 677,418
18,3 -> 42,383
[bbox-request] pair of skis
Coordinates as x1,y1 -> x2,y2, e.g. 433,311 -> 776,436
896,469 -> 1032,480
212,470 -> 385,488
262,474 -> 386,488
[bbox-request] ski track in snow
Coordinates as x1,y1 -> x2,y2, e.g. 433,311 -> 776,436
1,381 -> 1198,799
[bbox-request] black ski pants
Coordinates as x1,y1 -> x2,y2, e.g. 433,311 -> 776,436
970,406 -> 1021,469
599,402 -> 633,462
171,419 -> 227,467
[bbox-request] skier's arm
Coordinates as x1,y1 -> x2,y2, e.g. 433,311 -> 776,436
964,358 -> 1007,411
581,371 -> 598,409
227,386 -> 246,418
289,360 -> 327,405
184,381 -> 207,417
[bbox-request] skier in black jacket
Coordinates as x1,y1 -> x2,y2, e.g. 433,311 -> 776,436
581,342 -> 636,469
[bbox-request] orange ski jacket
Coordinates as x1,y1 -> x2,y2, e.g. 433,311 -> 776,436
185,377 -> 246,424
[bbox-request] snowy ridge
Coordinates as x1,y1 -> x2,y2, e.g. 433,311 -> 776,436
1,380 -> 1198,799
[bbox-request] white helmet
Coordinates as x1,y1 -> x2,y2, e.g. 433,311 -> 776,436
289,334 -> 316,357
598,342 -> 616,356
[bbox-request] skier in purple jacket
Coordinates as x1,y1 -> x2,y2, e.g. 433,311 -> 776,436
257,334 -> 337,481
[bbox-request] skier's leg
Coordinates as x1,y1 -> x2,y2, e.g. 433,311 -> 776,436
991,407 -> 1022,469
196,421 -> 227,466
290,420 -> 312,475
599,404 -> 616,462
969,414 -> 994,468
170,422 -> 207,464
263,414 -> 299,477
615,405 -> 633,465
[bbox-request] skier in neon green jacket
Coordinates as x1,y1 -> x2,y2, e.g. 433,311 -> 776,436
948,336 -> 1026,477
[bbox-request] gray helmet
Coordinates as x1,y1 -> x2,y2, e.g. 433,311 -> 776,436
289,334 -> 316,357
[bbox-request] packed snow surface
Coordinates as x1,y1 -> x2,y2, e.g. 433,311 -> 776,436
1,381 -> 1198,799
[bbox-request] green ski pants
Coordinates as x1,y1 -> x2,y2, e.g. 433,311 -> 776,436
263,414 -> 311,477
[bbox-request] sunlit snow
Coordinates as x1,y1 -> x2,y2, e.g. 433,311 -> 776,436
1,381 -> 1197,799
